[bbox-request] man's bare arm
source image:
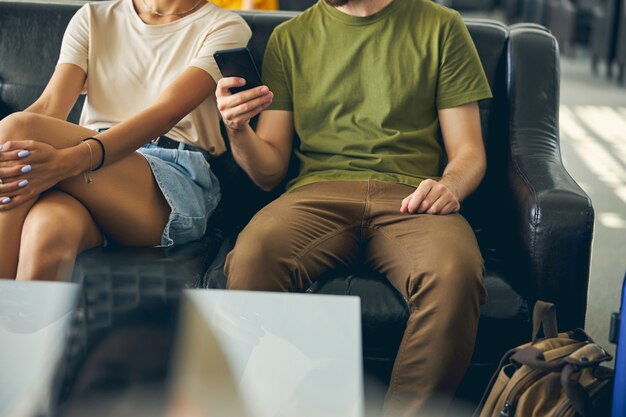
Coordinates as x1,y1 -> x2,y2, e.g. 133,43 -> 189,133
216,77 -> 294,191
400,102 -> 486,214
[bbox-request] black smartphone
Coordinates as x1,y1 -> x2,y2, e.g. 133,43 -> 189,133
213,47 -> 263,94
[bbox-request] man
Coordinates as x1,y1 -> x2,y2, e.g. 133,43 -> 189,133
215,0 -> 492,414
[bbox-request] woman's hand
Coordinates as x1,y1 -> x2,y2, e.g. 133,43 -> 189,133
0,140 -> 82,210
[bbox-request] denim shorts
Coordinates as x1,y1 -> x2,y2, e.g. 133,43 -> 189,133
138,143 -> 220,247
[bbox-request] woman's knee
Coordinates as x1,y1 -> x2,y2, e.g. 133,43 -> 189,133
18,198 -> 95,279
0,112 -> 36,144
21,213 -> 76,267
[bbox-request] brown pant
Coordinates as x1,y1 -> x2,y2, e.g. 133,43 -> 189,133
225,180 -> 487,417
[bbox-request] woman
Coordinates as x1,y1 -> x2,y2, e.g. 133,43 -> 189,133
0,0 -> 254,280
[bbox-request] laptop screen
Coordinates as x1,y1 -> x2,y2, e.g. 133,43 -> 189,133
174,290 -> 364,417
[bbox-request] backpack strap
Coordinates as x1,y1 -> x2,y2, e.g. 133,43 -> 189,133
471,347 -> 519,417
565,343 -> 612,367
510,346 -> 567,372
532,300 -> 559,343
561,363 -> 593,417
474,301 -> 560,417
560,343 -> 613,417
509,339 -> 590,371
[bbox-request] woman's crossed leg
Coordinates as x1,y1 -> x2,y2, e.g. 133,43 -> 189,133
0,112 -> 170,280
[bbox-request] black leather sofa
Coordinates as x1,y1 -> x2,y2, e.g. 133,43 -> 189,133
0,0 -> 593,411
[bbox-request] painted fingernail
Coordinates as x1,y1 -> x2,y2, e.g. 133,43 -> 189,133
18,150 -> 30,158
1,197 -> 11,204
18,180 -> 29,188
21,165 -> 32,173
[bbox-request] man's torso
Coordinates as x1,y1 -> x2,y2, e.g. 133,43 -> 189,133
263,0 -> 492,190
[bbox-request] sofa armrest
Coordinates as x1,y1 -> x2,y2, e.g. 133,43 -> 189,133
506,27 -> 594,330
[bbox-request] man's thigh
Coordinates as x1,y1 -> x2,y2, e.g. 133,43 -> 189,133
365,183 -> 485,303
244,183 -> 366,251
225,181 -> 367,290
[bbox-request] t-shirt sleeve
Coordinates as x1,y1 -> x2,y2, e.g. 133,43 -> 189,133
57,4 -> 90,73
436,12 -> 493,110
190,15 -> 252,83
262,31 -> 292,111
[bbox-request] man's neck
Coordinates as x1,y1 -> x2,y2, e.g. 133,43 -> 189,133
335,0 -> 393,17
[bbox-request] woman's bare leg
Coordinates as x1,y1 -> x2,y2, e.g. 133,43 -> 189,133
56,152 -> 170,246
0,199 -> 37,278
17,191 -> 103,281
0,114 -> 47,278
0,112 -> 171,279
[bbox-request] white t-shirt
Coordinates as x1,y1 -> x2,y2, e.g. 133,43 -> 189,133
58,0 -> 251,155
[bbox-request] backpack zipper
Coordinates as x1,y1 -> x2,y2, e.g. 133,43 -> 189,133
498,369 -> 545,417
499,401 -> 513,417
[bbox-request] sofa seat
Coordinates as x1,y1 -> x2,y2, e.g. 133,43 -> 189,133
72,220 -> 224,331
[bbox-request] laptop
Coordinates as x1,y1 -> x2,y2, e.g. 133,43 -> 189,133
172,290 -> 364,417
0,281 -> 80,417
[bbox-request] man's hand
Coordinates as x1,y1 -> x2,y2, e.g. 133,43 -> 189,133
216,77 -> 273,131
400,179 -> 461,215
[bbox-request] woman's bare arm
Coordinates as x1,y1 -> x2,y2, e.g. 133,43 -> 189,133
24,64 -> 86,120
87,66 -> 217,167
0,66 -> 217,208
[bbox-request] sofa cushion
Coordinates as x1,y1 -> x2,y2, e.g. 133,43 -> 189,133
72,220 -> 224,331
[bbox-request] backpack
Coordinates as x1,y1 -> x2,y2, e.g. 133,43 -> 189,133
474,301 -> 614,417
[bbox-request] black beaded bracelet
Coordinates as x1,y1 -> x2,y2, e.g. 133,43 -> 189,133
82,137 -> 105,171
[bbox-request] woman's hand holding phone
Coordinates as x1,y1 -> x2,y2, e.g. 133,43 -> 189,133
215,77 -> 273,131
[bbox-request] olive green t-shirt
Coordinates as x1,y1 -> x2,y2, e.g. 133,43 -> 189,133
262,0 -> 493,191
